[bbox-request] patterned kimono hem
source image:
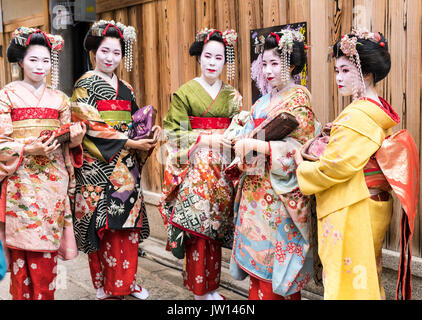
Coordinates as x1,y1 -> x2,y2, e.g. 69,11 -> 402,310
233,256 -> 272,283
169,207 -> 215,242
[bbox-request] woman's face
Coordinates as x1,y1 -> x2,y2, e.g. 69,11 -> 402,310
95,37 -> 122,75
21,45 -> 51,84
199,40 -> 225,85
262,48 -> 284,89
334,56 -> 360,97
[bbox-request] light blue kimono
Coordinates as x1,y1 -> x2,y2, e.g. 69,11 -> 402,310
229,87 -> 316,296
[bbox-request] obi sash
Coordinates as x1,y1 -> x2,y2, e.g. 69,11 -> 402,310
375,130 -> 420,300
363,157 -> 390,191
97,100 -> 132,123
189,116 -> 231,130
11,107 -> 59,121
11,107 -> 60,139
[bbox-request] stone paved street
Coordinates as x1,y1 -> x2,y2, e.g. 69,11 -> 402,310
0,237 -> 248,300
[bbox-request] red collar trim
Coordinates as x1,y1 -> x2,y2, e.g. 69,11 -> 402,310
361,97 -> 400,124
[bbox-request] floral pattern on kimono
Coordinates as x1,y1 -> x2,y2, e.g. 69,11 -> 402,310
0,81 -> 81,252
71,71 -> 150,254
229,86 -> 316,296
159,79 -> 242,258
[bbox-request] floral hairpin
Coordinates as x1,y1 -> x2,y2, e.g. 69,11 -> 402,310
90,20 -> 136,72
12,27 -> 64,89
272,29 -> 305,84
195,28 -> 238,82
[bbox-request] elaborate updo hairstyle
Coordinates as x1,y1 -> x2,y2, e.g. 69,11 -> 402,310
84,23 -> 126,56
333,32 -> 390,84
7,32 -> 52,63
189,30 -> 227,62
263,31 -> 307,76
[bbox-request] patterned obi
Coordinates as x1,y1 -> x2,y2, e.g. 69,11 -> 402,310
97,100 -> 132,127
364,156 -> 391,192
189,116 -> 231,130
11,107 -> 60,139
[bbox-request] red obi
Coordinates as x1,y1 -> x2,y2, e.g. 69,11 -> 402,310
189,116 -> 231,129
254,118 -> 265,127
97,100 -> 131,112
11,107 -> 59,121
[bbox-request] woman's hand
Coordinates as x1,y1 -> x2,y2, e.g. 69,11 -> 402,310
24,134 -> 60,156
125,125 -> 162,151
69,122 -> 87,149
234,138 -> 268,160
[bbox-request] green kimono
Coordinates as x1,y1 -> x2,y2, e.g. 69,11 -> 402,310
159,79 -> 242,258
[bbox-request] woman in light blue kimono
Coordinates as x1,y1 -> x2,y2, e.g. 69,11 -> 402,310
229,30 -> 316,300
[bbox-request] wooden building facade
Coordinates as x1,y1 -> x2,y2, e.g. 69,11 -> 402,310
0,0 -> 421,259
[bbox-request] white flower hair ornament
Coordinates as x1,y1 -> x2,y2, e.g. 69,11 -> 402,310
12,27 -> 64,89
195,28 -> 238,82
90,20 -> 137,72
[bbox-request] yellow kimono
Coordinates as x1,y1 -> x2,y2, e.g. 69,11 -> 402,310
297,97 -> 400,300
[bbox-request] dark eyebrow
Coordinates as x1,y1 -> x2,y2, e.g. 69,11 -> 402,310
28,55 -> 49,59
203,51 -> 224,56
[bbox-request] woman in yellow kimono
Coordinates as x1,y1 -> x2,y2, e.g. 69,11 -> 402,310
296,29 -> 400,299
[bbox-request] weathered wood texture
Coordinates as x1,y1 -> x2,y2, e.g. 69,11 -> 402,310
0,0 -> 420,256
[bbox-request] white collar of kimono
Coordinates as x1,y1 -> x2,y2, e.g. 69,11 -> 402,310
93,69 -> 118,90
194,77 -> 222,100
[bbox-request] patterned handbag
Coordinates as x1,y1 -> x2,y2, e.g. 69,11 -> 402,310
129,105 -> 157,140
251,111 -> 299,141
225,112 -> 299,184
39,123 -> 73,144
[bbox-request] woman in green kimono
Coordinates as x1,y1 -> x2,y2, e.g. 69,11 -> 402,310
159,28 -> 242,300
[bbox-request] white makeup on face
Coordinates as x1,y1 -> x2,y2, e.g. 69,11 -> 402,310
21,45 -> 51,87
199,40 -> 225,85
95,37 -> 122,77
262,49 -> 284,90
334,56 -> 360,97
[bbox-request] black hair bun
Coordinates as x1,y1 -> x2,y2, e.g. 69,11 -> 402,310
189,31 -> 227,60
263,31 -> 306,75
7,32 -> 51,63
84,23 -> 126,55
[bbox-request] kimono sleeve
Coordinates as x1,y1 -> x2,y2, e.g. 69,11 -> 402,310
163,91 -> 201,166
297,123 -> 380,196
58,93 -> 83,168
268,91 -> 315,195
71,77 -> 127,164
0,89 -> 24,182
